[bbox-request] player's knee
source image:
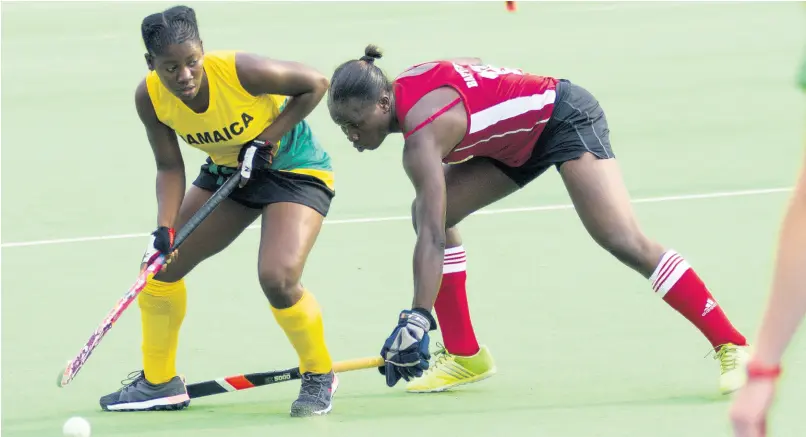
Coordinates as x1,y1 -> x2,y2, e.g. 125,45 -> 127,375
445,214 -> 463,229
258,261 -> 302,307
446,226 -> 462,246
153,265 -> 188,283
412,199 -> 463,232
410,199 -> 418,232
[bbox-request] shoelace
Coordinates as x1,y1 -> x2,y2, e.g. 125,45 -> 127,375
708,345 -> 739,374
298,373 -> 331,400
421,343 -> 450,376
118,370 -> 145,391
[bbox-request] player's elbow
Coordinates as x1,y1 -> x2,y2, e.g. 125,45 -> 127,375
154,153 -> 185,171
412,199 -> 450,236
155,156 -> 184,173
311,72 -> 329,96
317,73 -> 330,90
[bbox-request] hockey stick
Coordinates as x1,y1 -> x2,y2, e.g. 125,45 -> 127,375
187,356 -> 385,399
57,174 -> 242,388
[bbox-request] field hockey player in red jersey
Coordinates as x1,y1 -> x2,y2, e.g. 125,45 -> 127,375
326,45 -> 750,395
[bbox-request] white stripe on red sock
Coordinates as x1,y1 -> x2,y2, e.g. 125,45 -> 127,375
649,250 -> 691,298
443,246 -> 467,274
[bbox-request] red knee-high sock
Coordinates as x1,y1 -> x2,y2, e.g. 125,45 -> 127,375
651,250 -> 747,349
433,246 -> 480,356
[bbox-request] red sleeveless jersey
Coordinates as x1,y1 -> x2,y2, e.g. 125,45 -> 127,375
394,61 -> 559,167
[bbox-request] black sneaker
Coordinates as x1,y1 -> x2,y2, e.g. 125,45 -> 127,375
99,371 -> 190,412
290,371 -> 338,417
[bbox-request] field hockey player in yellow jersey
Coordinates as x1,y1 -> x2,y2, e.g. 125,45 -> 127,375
99,5 -> 338,417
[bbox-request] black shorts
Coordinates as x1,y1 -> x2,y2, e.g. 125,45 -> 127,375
487,79 -> 615,187
192,157 -> 335,217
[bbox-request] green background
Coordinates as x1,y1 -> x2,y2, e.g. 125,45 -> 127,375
2,1 -> 805,436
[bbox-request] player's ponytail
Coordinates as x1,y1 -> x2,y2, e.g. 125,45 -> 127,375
328,44 -> 392,109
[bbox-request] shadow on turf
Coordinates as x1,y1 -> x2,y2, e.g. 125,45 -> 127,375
185,387 -> 728,421
4,388 -> 728,436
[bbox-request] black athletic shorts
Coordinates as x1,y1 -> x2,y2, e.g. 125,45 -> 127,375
486,79 -> 615,187
192,157 -> 335,217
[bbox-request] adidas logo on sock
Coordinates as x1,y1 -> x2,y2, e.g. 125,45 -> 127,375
702,298 -> 717,316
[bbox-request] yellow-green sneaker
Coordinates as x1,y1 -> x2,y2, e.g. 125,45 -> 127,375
406,344 -> 496,393
713,343 -> 750,395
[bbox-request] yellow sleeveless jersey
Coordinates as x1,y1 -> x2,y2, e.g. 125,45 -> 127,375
145,50 -> 287,167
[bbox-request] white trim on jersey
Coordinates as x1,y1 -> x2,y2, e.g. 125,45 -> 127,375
395,62 -> 439,80
454,120 -> 549,152
468,90 -> 557,135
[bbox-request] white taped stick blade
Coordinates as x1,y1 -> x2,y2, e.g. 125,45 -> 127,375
142,235 -> 158,264
58,360 -> 72,387
241,146 -> 256,180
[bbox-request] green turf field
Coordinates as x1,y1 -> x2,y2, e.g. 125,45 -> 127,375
3,1 -> 806,436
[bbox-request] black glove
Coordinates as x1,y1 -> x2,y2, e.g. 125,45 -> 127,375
237,139 -> 276,187
141,226 -> 175,267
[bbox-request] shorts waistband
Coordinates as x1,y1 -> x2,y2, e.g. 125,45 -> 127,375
202,158 -> 239,185
556,78 -> 570,101
205,161 -> 238,176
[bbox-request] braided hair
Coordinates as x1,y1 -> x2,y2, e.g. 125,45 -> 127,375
141,5 -> 201,56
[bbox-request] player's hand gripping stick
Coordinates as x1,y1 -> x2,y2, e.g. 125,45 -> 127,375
237,139 -> 275,188
378,309 -> 437,387
140,226 -> 176,273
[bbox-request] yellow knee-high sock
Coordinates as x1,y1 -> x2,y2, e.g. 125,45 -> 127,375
138,278 -> 187,385
271,290 -> 333,374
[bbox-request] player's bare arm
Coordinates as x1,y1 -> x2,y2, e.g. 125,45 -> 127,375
135,79 -> 185,229
730,141 -> 806,437
402,88 -> 468,311
235,52 -> 329,144
752,149 -> 806,367
403,132 -> 447,311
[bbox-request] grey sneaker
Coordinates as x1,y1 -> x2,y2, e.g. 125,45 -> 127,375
290,371 -> 339,417
99,371 -> 190,412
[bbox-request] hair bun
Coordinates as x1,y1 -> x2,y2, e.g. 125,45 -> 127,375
361,44 -> 383,63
